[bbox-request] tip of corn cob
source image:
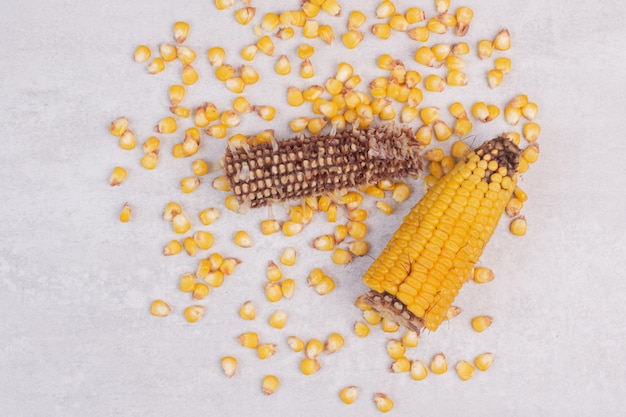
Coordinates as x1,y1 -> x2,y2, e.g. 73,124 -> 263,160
222,123 -> 423,208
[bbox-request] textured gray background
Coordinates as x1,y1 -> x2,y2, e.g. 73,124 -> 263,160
1,0 -> 625,416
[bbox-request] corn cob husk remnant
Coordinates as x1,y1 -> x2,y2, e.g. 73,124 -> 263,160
358,136 -> 521,333
223,124 -> 422,208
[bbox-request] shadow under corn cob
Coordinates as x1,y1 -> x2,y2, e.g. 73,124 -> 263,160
223,124 -> 422,208
357,136 -> 521,334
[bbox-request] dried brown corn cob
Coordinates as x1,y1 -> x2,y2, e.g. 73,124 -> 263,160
358,136 -> 521,333
223,124 -> 422,208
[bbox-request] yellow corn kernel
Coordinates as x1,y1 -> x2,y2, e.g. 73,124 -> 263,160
362,309 -> 381,326
141,136 -> 160,155
474,352 -> 495,371
305,339 -> 324,359
172,213 -> 191,234
376,1 -> 395,18
288,117 -> 308,133
430,44 -> 450,62
477,39 -> 494,59
170,105 -> 191,119
238,300 -> 256,321
318,24 -> 335,45
378,104 -> 395,121
220,356 -> 237,378
471,101 -> 491,122
494,57 -> 512,75
453,117 -> 473,137
254,35 -> 274,56
162,202 -> 182,222
150,299 -> 172,317
429,353 -> 448,374
341,30 -> 364,49
354,321 -> 370,338
299,58 -> 315,78
268,310 -> 287,329
346,221 -> 366,240
471,315 -> 493,332
220,111 -> 240,129
436,0 -> 450,13
328,226 -> 346,247
307,268 -> 325,287
303,19 -> 319,38
493,28 -> 511,51
407,26 -> 429,42
264,281 -> 283,303
523,122 -> 541,143
454,6 -> 473,35
324,333 -> 344,354
282,219 -> 304,237
506,196 -> 524,217
321,0 -> 341,15
415,125 -> 432,146
179,272 -> 196,292
374,201 -> 392,215
155,116 -> 177,134
179,176 -> 199,194
371,23 -> 392,40
297,43 -> 315,60
314,275 -> 336,295
257,343 -> 277,360
109,166 -> 127,187
281,278 -> 296,299
207,47 -> 225,68
133,45 -> 151,63
300,358 -> 321,375
455,360 -> 476,381
233,6 -> 254,25
401,330 -> 419,348
446,70 -> 468,87
192,282 -> 210,300
219,257 -> 241,276
510,216 -> 527,236
147,57 -> 165,74
345,11 -> 365,31
419,106 -> 440,125
522,102 -> 539,120
381,317 -> 399,333
424,74 -> 445,92
252,105 -> 274,122
271,54 -> 290,76
508,94 -> 529,109
390,357 -> 411,373
261,375 -> 279,395
191,231 -> 213,251
117,202 -> 131,223
310,234 -> 334,251
214,0 -> 234,9
263,261 -> 282,283
237,332 -> 259,349
472,267 -> 494,284
182,236 -> 197,256
429,161 -> 443,178
176,46 -> 196,65
441,156 -> 455,174
444,305 -> 463,320
449,141 -> 469,160
523,144 -> 540,164
159,43 -> 177,62
433,120 -> 452,142
414,46 -> 435,67
203,269 -> 224,287
410,360 -> 428,380
404,88 -> 423,108
386,339 -> 406,359
487,69 -> 504,89
424,148 -> 444,162
259,12 -> 279,32
184,305 -> 205,323
307,117 -> 327,134
196,208 -> 219,227
301,1 -> 320,18
389,14 -> 409,31
426,16 -> 447,34
504,105 -> 522,126
374,393 -> 394,413
206,253 -> 223,272
403,7 -> 424,24
339,386 -> 358,404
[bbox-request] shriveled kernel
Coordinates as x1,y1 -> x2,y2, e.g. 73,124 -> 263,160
430,353 -> 448,374
237,332 -> 259,348
268,310 -> 287,329
354,321 -> 370,338
339,386 -> 358,404
239,301 -> 256,320
261,375 -> 279,395
134,45 -> 151,63
455,360 -> 476,381
374,393 -> 394,413
474,352 -> 495,371
410,360 -> 428,380
150,299 -> 172,317
471,315 -> 493,332
510,216 -> 527,236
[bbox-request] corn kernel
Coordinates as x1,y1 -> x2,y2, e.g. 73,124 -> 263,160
147,57 -> 165,74
141,136 -> 160,154
424,74 -> 445,92
183,305 -> 205,323
414,46 -> 435,67
429,352 -> 448,374
407,26 -> 429,42
305,338 -> 324,359
363,309 -> 381,326
493,28 -> 511,50
318,24 -> 335,45
339,386 -> 358,404
487,69 -> 504,89
471,315 -> 493,332
261,375 -> 279,395
415,125 -> 432,146
307,268 -> 324,287
410,360 -> 428,380
321,0 -> 341,16
238,301 -> 256,321
109,166 -> 127,187
426,16 -> 447,34
510,216 -> 527,236
264,282 -> 283,303
268,310 -> 287,329
390,357 -> 411,373
505,197 -> 523,217
172,213 -> 191,234
381,317 -> 399,333
300,358 -> 321,375
133,45 -> 151,63
155,116 -> 177,134
523,122 -> 541,143
405,7 -> 425,24
474,352 -> 494,371
281,278 -> 296,299
455,360 -> 476,381
258,343 -> 277,360
325,333 -> 344,354
159,43 -> 177,62
341,30 -> 364,49
386,339 -> 406,359
179,176 -> 199,194
477,39 -> 494,59
219,257 -> 240,276
150,299 -> 172,317
374,393 -> 394,413
179,272 -> 196,292
376,1 -> 395,19
401,330 -> 419,348
182,236 -> 196,256
314,275 -> 336,295
371,23 -> 392,40
237,332 -> 259,349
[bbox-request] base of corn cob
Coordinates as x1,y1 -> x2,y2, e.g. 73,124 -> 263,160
358,136 -> 521,333
223,124 -> 422,208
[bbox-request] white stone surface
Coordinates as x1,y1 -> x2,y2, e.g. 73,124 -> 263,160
1,0 -> 625,416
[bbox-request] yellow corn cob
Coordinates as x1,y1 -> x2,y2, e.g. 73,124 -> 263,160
223,124 -> 423,208
359,136 -> 521,332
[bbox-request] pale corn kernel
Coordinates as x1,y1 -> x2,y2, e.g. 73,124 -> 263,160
235,7 -> 256,25
273,26 -> 294,41
445,305 -> 463,320
180,177 -> 200,194
300,358 -> 321,375
431,43 -> 451,62
362,309 -> 381,326
170,106 -> 191,119
523,144 -> 540,163
262,375 -> 279,395
510,216 -> 527,236
237,332 -> 259,349
354,321 -> 370,338
159,43 -> 177,62
266,260 -> 283,282
347,10 -> 366,30
119,202 -> 132,223
325,333 -> 344,354
455,360 -> 476,381
314,275 -> 336,295
471,315 -> 493,332
407,26 -> 429,42
205,253 -> 223,273
371,23 -> 392,40
379,104 -> 395,121
436,0 -> 450,13
477,39 -> 494,59
523,122 -> 541,143
183,236 -> 197,256
508,94 -> 529,109
471,102 -> 490,122
321,0 -> 341,16
268,310 -> 287,329
433,120 -> 453,142
381,318 -> 399,333
474,352 -> 495,371
297,43 -> 315,59
220,356 -> 237,379
446,70 -> 468,87
238,301 -> 256,321
109,166 -> 127,186
303,19 -> 319,38
265,282 -> 283,303
288,336 -> 305,352
376,201 -> 393,215
134,45 -> 151,63
142,136 -> 160,154
522,102 -> 539,120
258,343 -> 277,360
452,41 -> 470,55
176,46 -> 196,65
374,393 -> 394,413
162,202 -> 182,222
312,234 -> 335,251
318,24 -> 335,45
446,55 -> 466,72
197,208 -> 219,226
172,213 -> 191,234
281,278 -> 295,299
386,339 -> 406,360
224,77 -> 244,94
430,353 -> 448,374
402,330 -> 419,348
339,386 -> 358,404
305,339 -> 324,359
376,1 -> 395,19
390,357 -> 411,373
207,47 -> 225,67
391,183 -> 411,203
341,30 -> 364,49
429,161 -> 443,178
424,174 -> 437,189
504,105 -> 522,126
147,57 -> 165,74
184,305 -> 205,323
440,156 -> 455,174
410,360 -> 428,380
116,129 -> 135,150
506,197 -> 523,217
488,69 -> 504,89
150,299 -> 172,317
219,258 -> 241,276
493,28 -> 511,50
414,125 -> 432,146
473,267 -> 495,284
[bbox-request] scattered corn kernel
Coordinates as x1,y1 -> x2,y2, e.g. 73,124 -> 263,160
305,339 -> 324,359
119,202 -> 131,222
258,343 -> 277,360
390,357 -> 411,373
493,28 -> 511,51
159,43 -> 177,62
288,336 -> 305,352
268,310 -> 287,329
325,333 -> 344,354
429,353 -> 448,374
386,339 -> 406,360
147,57 -> 165,74
237,332 -> 259,348
109,117 -> 129,137
471,315 -> 493,332
150,299 -> 172,317
221,356 -> 237,378
314,275 -> 336,295
172,213 -> 191,234
339,386 -> 358,404
279,247 -> 297,266
239,301 -> 256,320
264,282 -> 283,302
261,375 -> 279,395
180,176 -> 200,194
473,267 -> 495,284
183,236 -> 197,256
184,305 -> 205,323
374,393 -> 394,413
523,122 -> 541,143
510,216 -> 527,236
381,318 -> 399,333
488,69 -> 504,88
455,360 -> 476,381
477,39 -> 494,59
402,330 -> 419,348
474,352 -> 495,371
134,45 -> 151,63
410,360 -> 428,380
300,358 -> 321,375
233,230 -> 252,248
